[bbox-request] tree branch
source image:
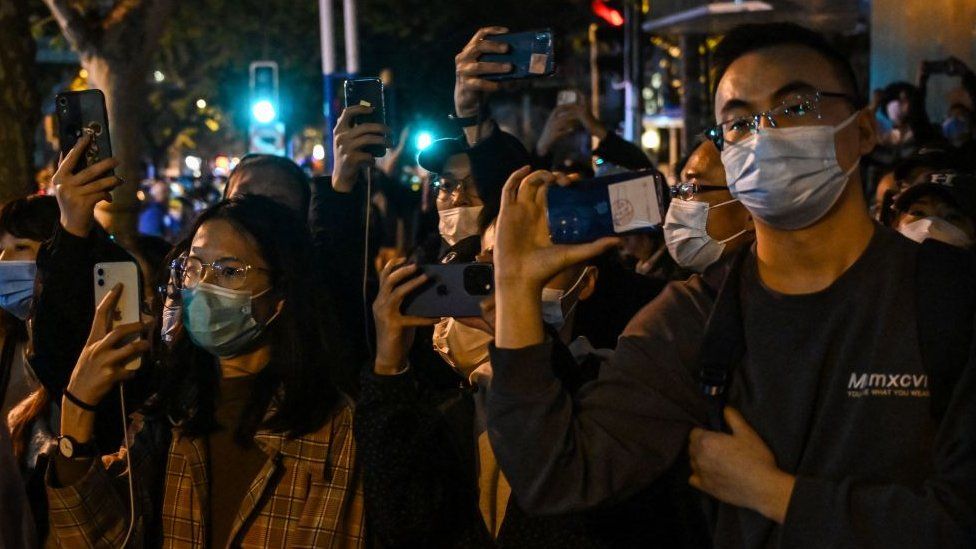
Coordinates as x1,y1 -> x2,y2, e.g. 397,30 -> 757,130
41,0 -> 95,54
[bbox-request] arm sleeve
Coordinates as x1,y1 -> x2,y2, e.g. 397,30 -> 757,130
353,369 -> 486,546
593,133 -> 654,171
779,343 -> 976,548
486,280 -> 713,515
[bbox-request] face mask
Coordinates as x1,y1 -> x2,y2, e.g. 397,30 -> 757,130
181,282 -> 277,358
722,112 -> 860,231
541,267 -> 592,330
438,206 -> 483,246
898,217 -> 974,248
0,261 -> 37,320
433,317 -> 493,381
663,198 -> 747,272
942,116 -> 971,148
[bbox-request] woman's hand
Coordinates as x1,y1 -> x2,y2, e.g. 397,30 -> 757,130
536,105 -> 578,157
53,132 -> 122,238
331,105 -> 390,193
688,408 -> 796,524
372,259 -> 438,375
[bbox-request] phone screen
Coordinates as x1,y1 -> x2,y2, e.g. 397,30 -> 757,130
56,90 -> 113,175
547,171 -> 664,244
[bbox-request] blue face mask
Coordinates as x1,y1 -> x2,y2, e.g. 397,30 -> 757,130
181,282 -> 277,358
0,260 -> 37,320
942,116 -> 971,148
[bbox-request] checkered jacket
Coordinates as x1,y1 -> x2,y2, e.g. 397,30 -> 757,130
46,401 -> 366,548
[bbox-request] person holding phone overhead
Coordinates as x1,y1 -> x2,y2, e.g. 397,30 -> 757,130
45,195 -> 365,548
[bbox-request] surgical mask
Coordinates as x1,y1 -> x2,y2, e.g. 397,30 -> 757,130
181,282 -> 277,358
0,260 -> 36,320
722,112 -> 860,231
898,217 -> 974,248
438,206 -> 483,246
664,198 -> 747,272
942,116 -> 971,148
541,267 -> 592,330
433,317 -> 493,381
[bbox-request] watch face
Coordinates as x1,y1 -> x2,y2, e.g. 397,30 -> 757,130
59,436 -> 74,458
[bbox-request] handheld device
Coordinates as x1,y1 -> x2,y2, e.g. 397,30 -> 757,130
401,262 -> 494,318
923,60 -> 952,75
343,77 -> 388,157
547,171 -> 665,244
93,262 -> 143,371
481,29 -> 556,81
55,89 -> 113,176
557,90 -> 579,106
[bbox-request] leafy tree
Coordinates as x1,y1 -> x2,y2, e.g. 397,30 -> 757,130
0,0 -> 41,202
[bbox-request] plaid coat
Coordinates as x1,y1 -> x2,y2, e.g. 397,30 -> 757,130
46,401 -> 365,548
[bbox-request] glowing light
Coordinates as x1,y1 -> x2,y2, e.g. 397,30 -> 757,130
641,129 -> 661,150
251,100 -> 276,123
205,118 -> 220,132
415,131 -> 434,151
196,98 -> 207,109
312,144 -> 326,161
153,70 -> 165,82
184,155 -> 202,171
591,0 -> 624,26
79,68 -> 89,79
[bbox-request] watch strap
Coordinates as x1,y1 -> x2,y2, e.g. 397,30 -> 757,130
58,434 -> 97,459
449,113 -> 481,128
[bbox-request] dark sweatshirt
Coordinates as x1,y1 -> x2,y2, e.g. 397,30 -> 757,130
487,227 -> 976,548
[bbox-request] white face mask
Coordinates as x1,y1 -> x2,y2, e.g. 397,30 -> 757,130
541,266 -> 593,330
433,317 -> 493,381
721,112 -> 860,231
898,217 -> 974,248
663,198 -> 747,272
438,206 -> 484,246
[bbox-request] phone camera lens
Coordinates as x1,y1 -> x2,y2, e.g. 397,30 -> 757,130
97,268 -> 105,276
98,279 -> 105,287
58,97 -> 68,106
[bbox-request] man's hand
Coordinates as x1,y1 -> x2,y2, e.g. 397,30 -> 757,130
571,103 -> 609,142
372,259 -> 438,375
53,133 -> 121,238
454,26 -> 511,118
331,105 -> 389,193
493,166 -> 618,349
536,105 -> 578,157
688,408 -> 796,524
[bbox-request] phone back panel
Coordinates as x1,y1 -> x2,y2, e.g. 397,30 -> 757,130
482,29 -> 555,81
344,78 -> 387,156
56,90 -> 113,175
401,263 -> 493,318
94,262 -> 142,370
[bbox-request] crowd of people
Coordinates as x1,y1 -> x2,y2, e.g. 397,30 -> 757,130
1,21 -> 975,548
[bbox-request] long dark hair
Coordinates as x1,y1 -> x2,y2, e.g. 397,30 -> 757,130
153,195 -> 342,440
0,195 -> 59,342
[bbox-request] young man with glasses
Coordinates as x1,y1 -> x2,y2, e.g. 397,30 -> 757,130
486,22 -> 976,548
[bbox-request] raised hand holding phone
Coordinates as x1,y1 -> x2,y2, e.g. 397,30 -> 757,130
52,132 -> 121,238
331,104 -> 390,193
372,259 -> 438,375
454,26 -> 511,118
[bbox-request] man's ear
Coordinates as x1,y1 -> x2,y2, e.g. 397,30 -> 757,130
578,267 -> 598,301
856,107 -> 878,157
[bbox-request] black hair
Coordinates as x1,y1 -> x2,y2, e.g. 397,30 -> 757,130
0,195 -> 59,243
226,154 -> 312,221
154,194 -> 342,440
712,22 -> 864,107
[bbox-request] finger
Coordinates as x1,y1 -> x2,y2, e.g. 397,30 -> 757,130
344,123 -> 389,140
73,157 -> 120,186
78,176 -> 122,196
459,61 -> 512,77
335,104 -> 373,130
60,133 -> 93,173
390,272 -> 429,302
688,474 -> 703,490
346,152 -> 377,167
402,317 -> 441,327
92,284 -> 123,338
688,427 -> 704,450
534,179 -> 550,207
501,165 -> 533,205
723,407 -> 755,436
102,339 -> 151,371
460,77 -> 501,94
517,170 -> 555,204
455,316 -> 492,332
556,237 -> 621,266
384,262 -> 419,288
348,134 -> 389,150
102,322 -> 147,348
466,26 -> 509,51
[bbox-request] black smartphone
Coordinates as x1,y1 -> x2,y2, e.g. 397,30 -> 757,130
55,89 -> 113,175
481,29 -> 555,81
923,60 -> 951,75
400,262 -> 494,318
547,171 -> 665,244
343,78 -> 387,157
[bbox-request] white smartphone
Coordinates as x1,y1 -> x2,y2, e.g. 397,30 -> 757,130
93,261 -> 142,371
557,90 -> 579,106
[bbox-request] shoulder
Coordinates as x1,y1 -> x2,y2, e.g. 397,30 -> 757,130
272,397 -> 357,473
622,275 -> 714,340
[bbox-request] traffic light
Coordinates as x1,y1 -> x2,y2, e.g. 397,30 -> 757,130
249,61 -> 279,124
592,0 -> 624,27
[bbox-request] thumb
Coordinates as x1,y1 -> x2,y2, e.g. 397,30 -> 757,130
558,236 -> 620,266
723,407 -> 755,436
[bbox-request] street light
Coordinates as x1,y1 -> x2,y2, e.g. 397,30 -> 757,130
196,98 -> 207,109
153,70 -> 165,82
251,100 -> 277,124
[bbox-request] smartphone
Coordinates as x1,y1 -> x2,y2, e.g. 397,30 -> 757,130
557,90 -> 579,106
343,78 -> 387,157
93,262 -> 143,371
56,89 -> 113,175
481,29 -> 556,81
401,263 -> 494,318
547,171 -> 665,244
923,60 -> 951,75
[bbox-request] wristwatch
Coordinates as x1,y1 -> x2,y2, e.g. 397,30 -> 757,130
58,435 -> 96,459
448,112 -> 481,128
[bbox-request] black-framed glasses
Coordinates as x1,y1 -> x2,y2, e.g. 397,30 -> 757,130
705,90 -> 858,151
178,256 -> 270,290
432,174 -> 475,196
670,181 -> 729,201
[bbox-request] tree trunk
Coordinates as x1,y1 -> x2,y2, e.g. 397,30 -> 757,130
0,0 -> 40,203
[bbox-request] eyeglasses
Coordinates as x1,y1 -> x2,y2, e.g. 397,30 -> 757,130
670,181 -> 729,201
705,90 -> 858,151
178,256 -> 270,290
432,174 -> 474,196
